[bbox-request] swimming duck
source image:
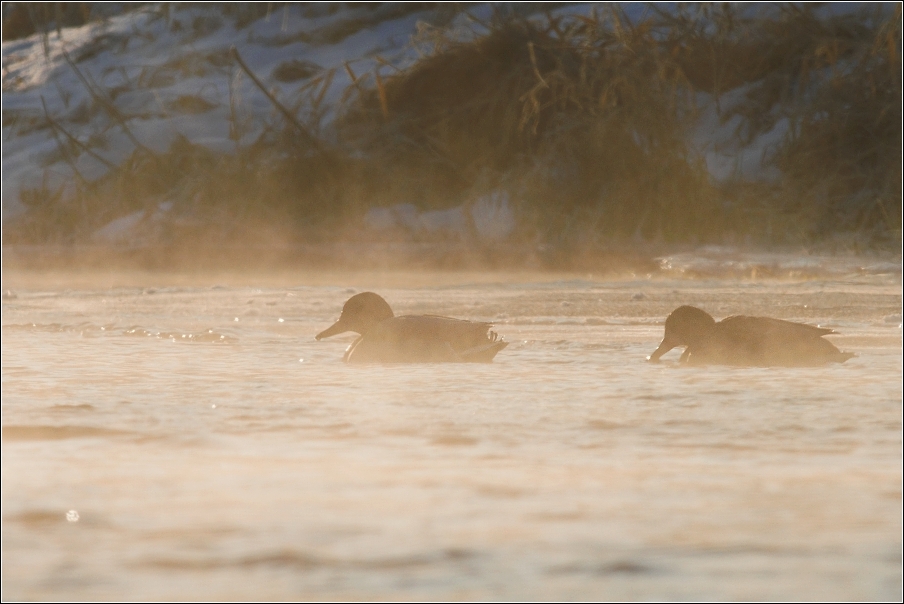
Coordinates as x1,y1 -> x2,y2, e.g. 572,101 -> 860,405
315,292 -> 508,363
648,305 -> 855,367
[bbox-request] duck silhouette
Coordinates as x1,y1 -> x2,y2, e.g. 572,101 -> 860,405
316,292 -> 508,363
648,305 -> 855,367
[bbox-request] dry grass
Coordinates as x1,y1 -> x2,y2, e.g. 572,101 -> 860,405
1,3 -> 96,41
336,4 -> 901,247
337,7 -> 720,244
770,5 -> 902,242
5,4 -> 901,260
343,10 -> 686,243
655,3 -> 902,244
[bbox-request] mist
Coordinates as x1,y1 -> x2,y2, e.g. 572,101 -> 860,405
2,3 -> 902,601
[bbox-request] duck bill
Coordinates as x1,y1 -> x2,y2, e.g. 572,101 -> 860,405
315,319 -> 347,340
648,334 -> 679,362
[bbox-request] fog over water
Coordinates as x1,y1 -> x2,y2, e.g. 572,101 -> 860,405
1,259 -> 901,600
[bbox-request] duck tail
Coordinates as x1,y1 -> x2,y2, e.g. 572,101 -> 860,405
835,351 -> 857,363
462,340 -> 508,363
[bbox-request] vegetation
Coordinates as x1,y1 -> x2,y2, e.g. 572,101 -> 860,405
4,3 -> 901,263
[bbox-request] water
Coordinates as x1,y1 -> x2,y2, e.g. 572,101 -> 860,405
2,265 -> 902,600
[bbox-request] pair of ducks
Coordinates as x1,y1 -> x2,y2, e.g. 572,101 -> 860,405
316,292 -> 855,366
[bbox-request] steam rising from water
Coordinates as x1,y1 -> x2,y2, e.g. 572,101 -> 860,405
2,263 -> 901,600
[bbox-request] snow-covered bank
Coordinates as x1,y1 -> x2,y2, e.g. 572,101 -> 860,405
2,3 -> 899,247
2,4 -> 437,218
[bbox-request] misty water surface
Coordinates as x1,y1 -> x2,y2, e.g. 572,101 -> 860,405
2,264 -> 902,600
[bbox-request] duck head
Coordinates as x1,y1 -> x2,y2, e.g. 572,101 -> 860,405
316,292 -> 395,340
648,305 -> 716,362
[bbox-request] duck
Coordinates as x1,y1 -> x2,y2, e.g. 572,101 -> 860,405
315,292 -> 508,363
648,305 -> 855,367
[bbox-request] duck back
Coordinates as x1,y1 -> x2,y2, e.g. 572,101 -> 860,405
686,315 -> 854,366
344,315 -> 507,363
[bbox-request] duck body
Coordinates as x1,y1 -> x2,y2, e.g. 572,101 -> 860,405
649,305 -> 855,367
316,292 -> 507,363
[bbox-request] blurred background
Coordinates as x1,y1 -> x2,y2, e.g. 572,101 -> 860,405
3,6 -> 902,601
2,2 -> 901,268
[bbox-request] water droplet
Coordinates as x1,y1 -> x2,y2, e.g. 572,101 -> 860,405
299,358 -> 304,363
234,317 -> 239,322
211,404 -> 217,409
278,318 -> 284,323
66,510 -> 79,522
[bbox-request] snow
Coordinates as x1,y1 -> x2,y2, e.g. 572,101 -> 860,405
471,191 -> 515,241
2,3 -> 443,221
3,3 -> 886,227
690,89 -> 788,184
91,209 -> 147,243
363,190 -> 515,242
